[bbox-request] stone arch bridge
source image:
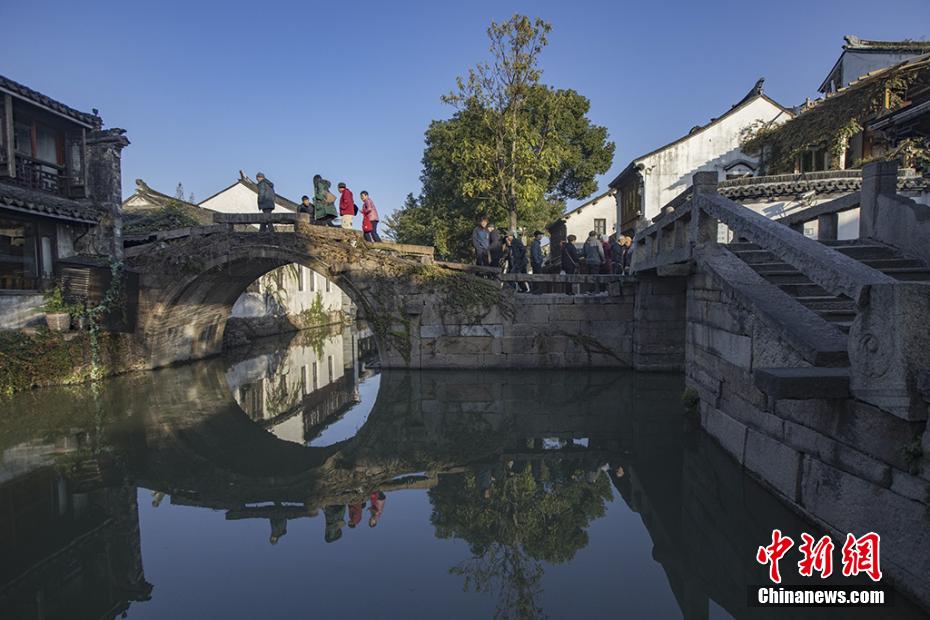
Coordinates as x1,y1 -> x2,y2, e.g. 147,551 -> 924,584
122,213 -> 636,370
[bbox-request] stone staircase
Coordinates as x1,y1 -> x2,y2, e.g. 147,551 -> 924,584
725,239 -> 930,334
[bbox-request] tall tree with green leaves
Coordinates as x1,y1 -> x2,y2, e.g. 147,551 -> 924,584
391,15 -> 614,260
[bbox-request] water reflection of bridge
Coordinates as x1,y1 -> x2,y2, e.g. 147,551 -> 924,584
2,361 -> 929,618
226,324 -> 379,445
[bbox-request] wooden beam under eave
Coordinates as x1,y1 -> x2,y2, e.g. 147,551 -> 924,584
3,94 -> 13,177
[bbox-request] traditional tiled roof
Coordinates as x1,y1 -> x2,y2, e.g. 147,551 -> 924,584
123,179 -> 214,224
0,181 -> 100,223
820,37 -> 930,93
0,74 -> 101,128
718,169 -> 930,201
842,35 -> 930,53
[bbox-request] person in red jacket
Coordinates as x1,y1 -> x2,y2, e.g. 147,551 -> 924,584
337,182 -> 355,229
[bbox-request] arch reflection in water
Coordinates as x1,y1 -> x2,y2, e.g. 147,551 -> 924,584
224,324 -> 380,446
1,339 -> 929,618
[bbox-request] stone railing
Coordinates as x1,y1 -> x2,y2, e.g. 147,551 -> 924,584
633,172 -> 895,300
499,273 -> 632,295
773,191 -> 861,241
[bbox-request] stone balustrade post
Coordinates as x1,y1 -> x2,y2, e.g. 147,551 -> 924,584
860,161 -> 898,239
817,213 -> 839,241
690,171 -> 720,246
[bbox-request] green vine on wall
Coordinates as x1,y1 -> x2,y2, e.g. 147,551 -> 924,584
85,260 -> 126,380
741,62 -> 930,173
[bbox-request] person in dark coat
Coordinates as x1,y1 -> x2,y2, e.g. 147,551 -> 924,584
472,215 -> 490,267
609,235 -> 624,274
530,231 -> 545,275
298,195 -> 312,215
583,231 -> 605,274
323,505 -> 346,543
255,172 -> 276,232
488,224 -> 504,269
312,174 -> 338,225
562,234 -> 580,274
620,236 -> 633,274
504,230 -> 529,291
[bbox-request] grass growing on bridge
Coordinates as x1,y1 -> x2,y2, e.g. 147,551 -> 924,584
414,264 -> 513,322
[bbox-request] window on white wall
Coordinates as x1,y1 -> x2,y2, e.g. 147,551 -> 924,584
325,278 -> 331,293
297,266 -> 305,292
310,271 -> 316,292
594,219 -> 606,236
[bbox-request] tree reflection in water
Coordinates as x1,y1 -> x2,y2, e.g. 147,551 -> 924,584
431,461 -> 614,619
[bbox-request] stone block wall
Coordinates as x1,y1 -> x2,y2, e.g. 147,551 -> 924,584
633,275 -> 687,371
686,263 -> 930,607
401,285 -> 637,369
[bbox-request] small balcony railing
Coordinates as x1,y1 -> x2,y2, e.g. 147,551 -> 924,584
8,154 -> 68,196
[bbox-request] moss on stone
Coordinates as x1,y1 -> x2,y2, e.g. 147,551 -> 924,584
0,330 -> 133,396
413,264 -> 512,322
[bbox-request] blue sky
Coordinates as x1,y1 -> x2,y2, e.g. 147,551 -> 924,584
3,0 -> 928,218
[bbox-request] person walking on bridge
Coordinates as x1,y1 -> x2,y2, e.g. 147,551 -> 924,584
504,230 -> 529,292
583,231 -> 605,274
530,231 -> 545,275
360,191 -> 381,242
472,215 -> 491,267
255,172 -> 276,233
312,174 -> 338,225
338,182 -> 355,229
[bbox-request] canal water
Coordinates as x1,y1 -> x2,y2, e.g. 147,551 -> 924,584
0,324 -> 927,619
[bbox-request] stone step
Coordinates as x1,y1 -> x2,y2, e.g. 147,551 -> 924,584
729,251 -> 780,265
862,257 -> 927,269
817,309 -> 858,322
795,296 -> 856,312
753,367 -> 850,399
779,283 -> 830,297
826,244 -> 899,260
750,262 -> 797,273
817,239 -> 869,247
761,271 -> 815,285
883,268 -> 930,281
725,242 -> 762,252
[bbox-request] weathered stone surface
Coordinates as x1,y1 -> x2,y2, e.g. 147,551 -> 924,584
775,398 -> 919,472
783,421 -> 891,486
702,406 -> 748,464
850,282 -> 930,421
744,428 -> 802,501
800,456 -> 930,599
688,322 -> 752,369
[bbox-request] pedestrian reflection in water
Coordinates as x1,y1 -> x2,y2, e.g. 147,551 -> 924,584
369,491 -> 386,527
348,501 -> 365,529
324,505 -> 346,543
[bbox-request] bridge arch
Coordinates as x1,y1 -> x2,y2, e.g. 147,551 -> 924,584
129,227 -> 430,369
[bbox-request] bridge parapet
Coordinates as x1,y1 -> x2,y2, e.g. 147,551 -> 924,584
632,172 -> 895,300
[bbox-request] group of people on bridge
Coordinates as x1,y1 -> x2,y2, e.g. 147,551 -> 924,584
560,231 -> 633,276
255,172 -> 382,242
471,214 -> 633,288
